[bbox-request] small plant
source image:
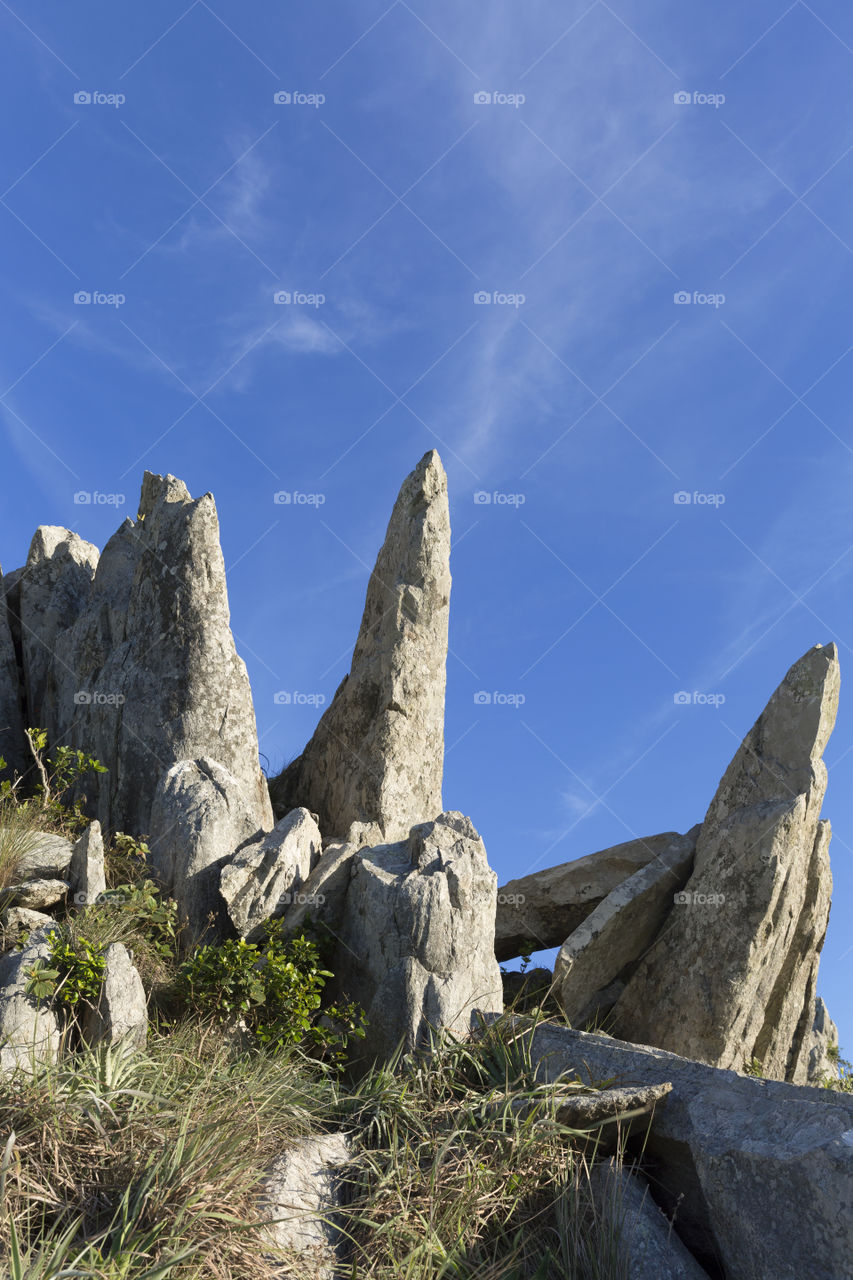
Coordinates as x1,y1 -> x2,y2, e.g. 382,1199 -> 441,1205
177,923 -> 365,1066
26,928 -> 106,1012
23,728 -> 107,835
743,1056 -> 764,1078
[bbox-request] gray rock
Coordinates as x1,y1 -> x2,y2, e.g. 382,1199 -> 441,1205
271,451 -> 451,844
149,758 -> 266,944
68,820 -> 106,906
556,1081 -> 672,1132
0,907 -> 54,952
588,1160 -> 711,1279
277,839 -> 358,941
43,473 -> 272,837
555,827 -> 699,1025
802,995 -> 840,1085
4,878 -> 68,910
82,942 -> 147,1050
0,925 -> 61,1074
335,812 -> 503,1065
220,807 -> 322,941
0,565 -> 26,780
261,1132 -> 352,1277
19,526 -> 99,722
611,644 -> 840,1078
513,1020 -> 853,1280
495,832 -> 686,962
9,830 -> 72,881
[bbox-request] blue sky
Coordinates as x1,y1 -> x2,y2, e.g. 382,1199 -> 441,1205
2,1 -> 853,1057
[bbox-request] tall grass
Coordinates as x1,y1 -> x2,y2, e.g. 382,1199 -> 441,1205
0,801 -> 45,898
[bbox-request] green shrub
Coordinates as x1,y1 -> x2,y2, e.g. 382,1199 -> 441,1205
26,929 -> 106,1011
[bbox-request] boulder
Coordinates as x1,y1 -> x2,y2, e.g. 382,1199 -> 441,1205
0,925 -> 61,1074
0,907 -> 54,951
270,451 -> 451,843
82,942 -> 147,1050
495,832 -> 685,962
514,1019 -> 853,1280
68,820 -> 106,906
0,565 -> 26,780
261,1132 -> 352,1277
220,807 -> 322,941
4,878 -> 68,911
18,527 -> 98,723
42,473 -> 272,836
13,830 -> 73,881
588,1160 -> 711,1279
334,812 -> 503,1065
277,839 -> 357,940
611,644 -> 840,1078
554,827 -> 699,1025
149,758 -> 266,944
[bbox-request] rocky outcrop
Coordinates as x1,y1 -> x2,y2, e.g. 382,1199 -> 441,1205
261,1132 -> 353,1277
4,878 -> 68,911
19,527 -> 98,725
611,644 -> 839,1078
0,565 -> 26,780
13,831 -> 72,881
0,925 -> 61,1074
42,473 -> 272,837
800,994 -> 839,1085
495,832 -> 686,962
277,839 -> 358,941
0,907 -> 54,952
554,827 -> 698,1025
271,451 -> 451,844
513,1019 -> 853,1280
220,807 -> 323,941
334,812 -> 503,1065
82,942 -> 147,1050
588,1160 -> 711,1279
68,820 -> 106,906
149,758 -> 266,944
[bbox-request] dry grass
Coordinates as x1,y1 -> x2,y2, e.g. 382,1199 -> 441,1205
0,801 -> 46,898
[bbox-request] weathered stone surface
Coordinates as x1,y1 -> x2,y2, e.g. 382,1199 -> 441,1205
0,925 -> 61,1074
0,907 -> 54,951
0,565 -> 26,780
588,1160 -> 711,1279
556,1081 -> 672,1132
149,758 -> 266,944
277,840 -> 357,941
334,812 -> 503,1065
495,832 -> 686,962
515,1020 -> 853,1280
271,451 -> 451,844
68,820 -> 106,906
43,474 -> 272,837
220,807 -> 322,941
261,1132 -> 352,1277
83,942 -> 147,1050
4,878 -> 68,910
555,828 -> 699,1025
11,830 -> 72,881
19,526 -> 98,721
611,644 -> 839,1078
800,995 -> 840,1085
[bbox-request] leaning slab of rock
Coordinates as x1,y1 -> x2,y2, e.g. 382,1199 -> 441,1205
555,827 -> 699,1025
495,832 -> 686,962
334,812 -> 503,1065
220,807 -> 322,941
588,1159 -> 711,1279
0,565 -> 26,779
19,526 -> 98,721
611,644 -> 839,1078
261,1132 -> 352,1278
515,1020 -> 853,1280
556,1081 -> 672,1132
4,879 -> 68,911
271,451 -> 451,843
278,839 -> 358,940
82,942 -> 147,1050
0,925 -> 61,1075
43,473 -> 272,837
68,820 -> 106,906
149,758 -> 266,944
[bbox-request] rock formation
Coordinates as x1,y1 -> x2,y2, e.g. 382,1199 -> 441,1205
610,644 -> 839,1077
0,925 -> 61,1074
0,565 -> 26,779
68,820 -> 106,906
220,806 -> 323,941
588,1159 -> 712,1279
270,451 -> 451,844
82,942 -> 147,1050
261,1132 -> 353,1277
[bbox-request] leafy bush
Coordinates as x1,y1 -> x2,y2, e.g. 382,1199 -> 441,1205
177,924 -> 365,1065
1,729 -> 106,838
26,929 -> 106,1011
